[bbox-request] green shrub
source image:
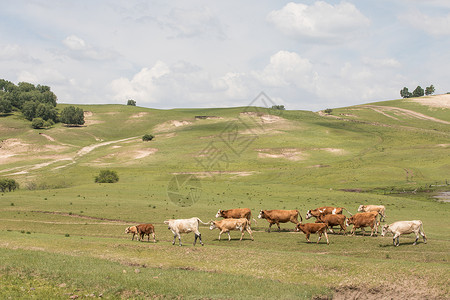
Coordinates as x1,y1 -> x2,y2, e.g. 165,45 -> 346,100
95,170 -> 119,183
31,117 -> 44,129
142,134 -> 154,141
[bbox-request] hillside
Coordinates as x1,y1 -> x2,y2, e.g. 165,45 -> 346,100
0,95 -> 449,299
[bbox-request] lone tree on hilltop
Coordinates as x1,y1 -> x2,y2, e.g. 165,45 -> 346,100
127,99 -> 136,106
60,106 -> 85,126
425,85 -> 435,96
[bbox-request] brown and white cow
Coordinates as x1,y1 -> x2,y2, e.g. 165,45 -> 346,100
315,214 -> 347,234
358,205 -> 386,222
305,206 -> 352,220
346,211 -> 379,236
295,223 -> 329,245
215,208 -> 257,224
210,218 -> 254,241
258,209 -> 301,232
164,217 -> 209,246
381,220 -> 427,246
136,223 -> 156,243
125,226 -> 139,241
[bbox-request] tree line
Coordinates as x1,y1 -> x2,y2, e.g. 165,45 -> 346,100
400,84 -> 435,98
0,79 -> 84,127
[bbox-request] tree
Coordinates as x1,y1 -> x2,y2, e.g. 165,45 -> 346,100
127,99 -> 136,106
21,101 -> 38,121
271,105 -> 285,110
95,170 -> 119,183
0,178 -> 19,192
0,99 -> 12,114
400,87 -> 412,98
425,85 -> 435,96
60,106 -> 85,126
31,117 -> 44,129
142,134 -> 154,141
412,86 -> 424,97
35,103 -> 58,122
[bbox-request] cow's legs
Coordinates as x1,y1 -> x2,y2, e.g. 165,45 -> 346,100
194,232 -> 204,246
178,234 -> 182,246
328,226 -> 335,234
227,231 -> 231,241
324,231 -> 329,245
268,223 -> 273,233
305,233 -> 311,243
276,222 -> 281,232
132,233 -> 135,241
172,233 -> 177,245
246,227 -> 254,241
152,232 -> 156,243
317,232 -> 322,243
239,230 -> 244,241
218,230 -> 223,241
393,233 -> 400,246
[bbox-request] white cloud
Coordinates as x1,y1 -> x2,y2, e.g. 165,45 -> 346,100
268,1 -> 370,42
399,10 -> 450,36
63,35 -> 87,50
0,44 -> 38,63
62,34 -> 118,61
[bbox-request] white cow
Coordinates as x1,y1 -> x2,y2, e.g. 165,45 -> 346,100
381,220 -> 427,246
164,217 -> 209,246
358,205 -> 386,222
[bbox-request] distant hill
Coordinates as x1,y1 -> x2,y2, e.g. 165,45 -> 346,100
1,95 -> 449,190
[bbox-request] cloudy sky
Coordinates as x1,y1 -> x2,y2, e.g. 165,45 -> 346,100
1,1 -> 449,110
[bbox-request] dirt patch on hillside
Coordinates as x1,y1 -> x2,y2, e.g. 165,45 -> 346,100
153,120 -> 192,132
130,112 -> 149,118
256,148 -> 307,161
408,94 -> 450,109
83,111 -> 104,126
315,148 -> 347,155
172,171 -> 256,178
134,149 -> 158,159
39,133 -> 55,141
363,105 -> 450,124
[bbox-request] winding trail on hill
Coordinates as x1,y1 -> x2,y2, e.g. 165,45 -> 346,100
362,105 -> 450,124
2,136 -> 139,176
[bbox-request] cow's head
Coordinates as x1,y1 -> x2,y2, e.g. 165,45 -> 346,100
215,210 -> 223,218
345,217 -> 354,227
305,210 -> 313,219
357,205 -> 365,212
163,220 -> 171,229
209,221 -> 217,230
125,226 -> 136,234
381,225 -> 390,236
125,227 -> 131,234
258,210 -> 265,219
294,223 -> 303,232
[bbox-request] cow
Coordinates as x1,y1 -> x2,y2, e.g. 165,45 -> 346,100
215,208 -> 257,225
258,209 -> 301,232
315,214 -> 347,235
295,223 -> 329,245
125,226 -> 139,241
209,218 -> 254,241
305,206 -> 352,220
358,205 -> 386,222
345,211 -> 379,236
164,217 -> 209,246
381,220 -> 427,247
136,223 -> 156,243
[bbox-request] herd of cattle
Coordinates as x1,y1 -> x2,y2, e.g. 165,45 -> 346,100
125,204 -> 427,247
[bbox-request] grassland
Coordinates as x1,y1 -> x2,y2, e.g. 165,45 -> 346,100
0,95 -> 449,299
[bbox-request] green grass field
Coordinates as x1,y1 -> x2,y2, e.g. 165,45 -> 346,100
0,95 -> 449,299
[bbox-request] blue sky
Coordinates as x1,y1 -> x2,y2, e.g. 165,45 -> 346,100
1,0 -> 449,110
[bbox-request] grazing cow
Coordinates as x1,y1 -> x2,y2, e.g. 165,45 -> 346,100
315,214 -> 347,234
125,226 -> 139,241
164,217 -> 209,246
381,220 -> 427,247
295,223 -> 329,245
346,211 -> 379,236
305,206 -> 352,220
210,218 -> 254,241
358,205 -> 386,222
258,210 -> 301,232
215,208 -> 257,225
136,223 -> 156,243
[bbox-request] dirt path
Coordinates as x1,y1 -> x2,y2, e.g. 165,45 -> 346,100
363,105 -> 450,124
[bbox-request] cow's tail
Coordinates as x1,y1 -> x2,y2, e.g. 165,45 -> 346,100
296,210 -> 303,222
197,218 -> 210,225
342,207 -> 353,216
251,218 -> 258,225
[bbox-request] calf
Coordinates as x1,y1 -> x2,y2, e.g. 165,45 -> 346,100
305,206 -> 352,220
164,217 -> 209,246
358,205 -> 386,222
210,218 -> 254,241
381,220 -> 427,247
346,211 -> 379,236
315,214 -> 347,234
258,209 -> 301,232
125,226 -> 139,241
215,208 -> 257,225
136,223 -> 156,243
295,223 -> 329,245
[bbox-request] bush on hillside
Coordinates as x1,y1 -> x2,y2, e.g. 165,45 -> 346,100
0,178 -> 19,192
31,117 -> 45,129
142,134 -> 154,141
95,170 -> 119,183
324,108 -> 333,114
60,106 -> 85,126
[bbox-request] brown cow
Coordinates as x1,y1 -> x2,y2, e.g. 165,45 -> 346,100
305,206 -> 352,220
295,223 -> 329,245
358,205 -> 386,222
258,209 -> 301,232
346,211 -> 379,236
216,208 -> 257,224
210,218 -> 254,241
136,223 -> 156,242
315,214 -> 347,234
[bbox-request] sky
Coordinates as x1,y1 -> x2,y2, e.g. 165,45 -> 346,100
1,0 -> 449,111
